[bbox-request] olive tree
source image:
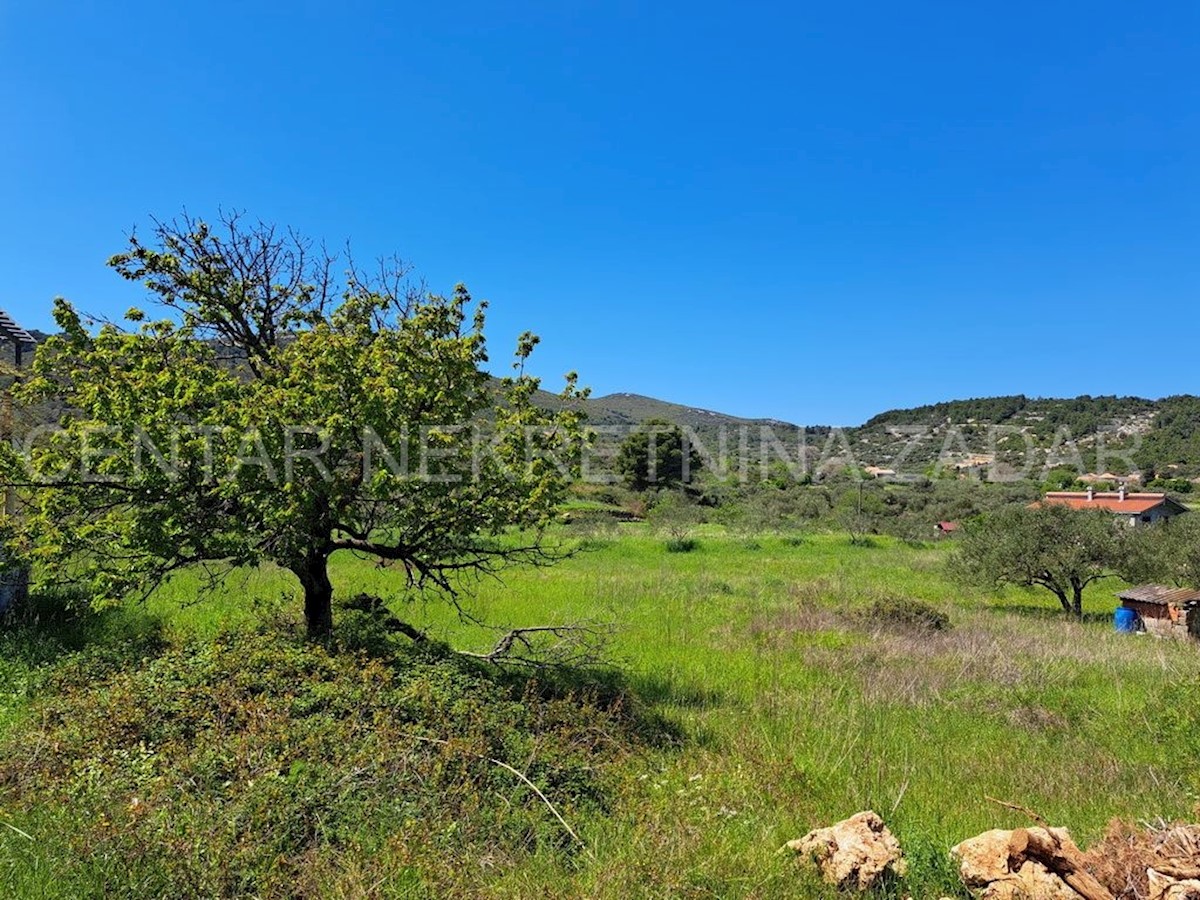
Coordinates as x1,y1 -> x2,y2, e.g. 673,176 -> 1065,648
10,212 -> 586,637
951,503 -> 1120,617
833,483 -> 889,546
1119,512 -> 1200,588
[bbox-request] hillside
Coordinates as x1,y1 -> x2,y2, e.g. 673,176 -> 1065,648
531,391 -> 828,476
860,394 -> 1158,436
582,392 -> 814,431
850,394 -> 1164,477
7,329 -> 1195,478
556,390 -> 1199,480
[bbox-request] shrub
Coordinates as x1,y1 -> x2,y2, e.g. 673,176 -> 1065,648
0,620 -> 664,897
854,595 -> 951,632
2,585 -> 92,630
664,537 -> 699,553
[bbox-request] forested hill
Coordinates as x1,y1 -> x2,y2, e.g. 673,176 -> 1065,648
861,394 -> 1158,435
7,329 -> 1197,478
1133,396 -> 1200,478
577,393 -> 822,433
854,394 -> 1200,476
557,391 -> 1200,478
853,394 -> 1199,479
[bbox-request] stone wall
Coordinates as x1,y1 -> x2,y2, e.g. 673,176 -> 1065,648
1127,601 -> 1200,640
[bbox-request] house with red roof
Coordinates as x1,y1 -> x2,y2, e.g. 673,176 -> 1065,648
1040,488 -> 1188,527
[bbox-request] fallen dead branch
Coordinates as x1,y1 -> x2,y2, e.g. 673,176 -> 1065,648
985,795 -> 1051,828
344,593 -> 613,668
457,623 -> 614,668
1082,820 -> 1200,899
1010,827 -> 1115,900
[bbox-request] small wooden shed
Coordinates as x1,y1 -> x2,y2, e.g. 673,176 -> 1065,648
1116,585 -> 1200,640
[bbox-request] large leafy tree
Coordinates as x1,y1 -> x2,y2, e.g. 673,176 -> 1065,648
1119,512 -> 1200,588
952,503 -> 1121,617
615,418 -> 701,491
10,213 -> 586,636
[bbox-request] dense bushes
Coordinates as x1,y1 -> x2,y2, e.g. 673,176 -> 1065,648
0,615 -> 667,897
854,594 -> 951,632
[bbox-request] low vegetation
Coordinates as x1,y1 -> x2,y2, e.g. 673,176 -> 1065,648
4,529 -> 1199,897
0,603 -> 665,897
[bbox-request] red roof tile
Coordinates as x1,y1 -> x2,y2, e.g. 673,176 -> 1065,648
1041,492 -> 1182,515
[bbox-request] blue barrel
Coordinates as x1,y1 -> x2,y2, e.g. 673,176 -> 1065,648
1114,606 -> 1140,633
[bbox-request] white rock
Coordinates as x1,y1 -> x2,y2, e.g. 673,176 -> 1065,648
1148,868 -> 1200,900
786,810 -> 907,891
950,828 -> 1084,900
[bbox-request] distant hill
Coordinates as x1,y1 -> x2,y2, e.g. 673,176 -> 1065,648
1133,396 -> 1200,479
7,328 -> 1195,480
851,394 -> 1165,476
531,391 -> 829,477
578,392 -> 809,432
861,394 -> 1158,435
547,390 -> 1199,480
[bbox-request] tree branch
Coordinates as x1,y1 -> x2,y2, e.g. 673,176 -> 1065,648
457,623 -> 613,668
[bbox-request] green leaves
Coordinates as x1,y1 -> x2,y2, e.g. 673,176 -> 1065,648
12,213 -> 588,632
952,504 -> 1121,615
615,419 -> 702,492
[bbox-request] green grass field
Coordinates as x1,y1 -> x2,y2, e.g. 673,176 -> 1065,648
4,527 -> 1200,897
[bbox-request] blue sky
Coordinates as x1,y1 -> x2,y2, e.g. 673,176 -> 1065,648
1,2 -> 1195,425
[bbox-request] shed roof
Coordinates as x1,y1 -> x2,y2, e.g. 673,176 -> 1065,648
0,310 -> 34,346
1116,585 -> 1200,606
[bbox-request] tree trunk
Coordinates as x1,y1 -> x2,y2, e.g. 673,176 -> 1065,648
1071,585 -> 1084,619
294,552 -> 334,638
1051,588 -> 1072,614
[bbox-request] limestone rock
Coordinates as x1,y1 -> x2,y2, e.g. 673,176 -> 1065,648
1148,868 -> 1200,900
951,828 -> 1085,900
786,810 -> 907,890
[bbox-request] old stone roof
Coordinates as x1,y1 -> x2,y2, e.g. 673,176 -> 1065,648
1116,585 -> 1200,607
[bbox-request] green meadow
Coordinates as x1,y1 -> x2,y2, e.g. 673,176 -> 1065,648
3,528 -> 1199,897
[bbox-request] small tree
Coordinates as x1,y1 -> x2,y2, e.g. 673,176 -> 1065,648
615,418 -> 701,491
9,212 -> 587,637
1042,466 -> 1083,492
646,491 -> 703,548
719,485 -> 809,538
833,483 -> 888,546
952,503 -> 1120,617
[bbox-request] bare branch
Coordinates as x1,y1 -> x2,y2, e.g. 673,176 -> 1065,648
457,623 -> 615,669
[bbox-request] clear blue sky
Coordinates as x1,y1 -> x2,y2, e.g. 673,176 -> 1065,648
1,2 -> 1196,425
